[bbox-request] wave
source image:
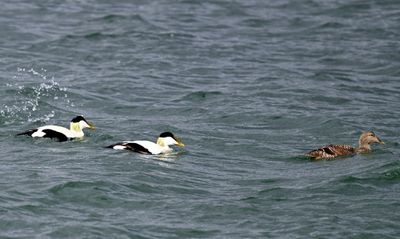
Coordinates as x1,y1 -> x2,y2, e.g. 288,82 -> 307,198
179,91 -> 223,102
338,161 -> 400,184
0,68 -> 74,125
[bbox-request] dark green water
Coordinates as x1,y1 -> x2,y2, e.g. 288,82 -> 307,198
1,1 -> 400,238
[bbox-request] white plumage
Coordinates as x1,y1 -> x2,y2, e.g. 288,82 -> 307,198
107,132 -> 185,155
17,115 -> 95,142
31,125 -> 77,138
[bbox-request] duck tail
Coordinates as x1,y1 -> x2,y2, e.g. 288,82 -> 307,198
304,149 -> 322,159
16,129 -> 36,137
105,143 -> 127,149
105,144 -> 117,149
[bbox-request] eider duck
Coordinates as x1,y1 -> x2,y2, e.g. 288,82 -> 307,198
17,115 -> 95,142
305,131 -> 384,160
107,132 -> 185,155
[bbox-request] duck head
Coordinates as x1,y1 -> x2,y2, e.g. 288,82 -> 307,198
156,132 -> 185,147
358,131 -> 384,150
70,115 -> 95,132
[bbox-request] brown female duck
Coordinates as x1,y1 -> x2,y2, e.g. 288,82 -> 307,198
305,131 -> 384,160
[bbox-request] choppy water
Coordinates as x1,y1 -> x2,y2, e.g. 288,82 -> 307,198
1,1 -> 400,238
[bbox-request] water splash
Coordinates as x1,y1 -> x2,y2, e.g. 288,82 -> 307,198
1,68 -> 74,125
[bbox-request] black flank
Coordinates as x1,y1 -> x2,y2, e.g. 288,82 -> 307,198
124,143 -> 152,154
42,129 -> 69,142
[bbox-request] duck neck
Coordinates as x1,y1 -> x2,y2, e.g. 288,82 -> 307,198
70,122 -> 84,137
358,137 -> 371,150
357,142 -> 371,153
157,138 -> 171,151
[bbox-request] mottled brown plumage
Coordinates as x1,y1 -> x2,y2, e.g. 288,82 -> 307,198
305,131 -> 384,160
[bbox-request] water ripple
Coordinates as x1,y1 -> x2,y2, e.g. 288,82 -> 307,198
1,0 -> 400,238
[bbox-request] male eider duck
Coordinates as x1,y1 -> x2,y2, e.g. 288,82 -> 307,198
107,132 -> 185,155
17,115 -> 95,142
305,131 -> 384,160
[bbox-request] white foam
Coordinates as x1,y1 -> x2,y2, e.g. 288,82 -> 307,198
1,67 -> 74,124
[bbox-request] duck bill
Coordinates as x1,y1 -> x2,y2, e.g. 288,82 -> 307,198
87,122 -> 96,130
177,142 -> 185,147
175,138 -> 185,147
377,137 -> 384,144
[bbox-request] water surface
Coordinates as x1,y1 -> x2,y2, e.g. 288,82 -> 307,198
1,1 -> 400,238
